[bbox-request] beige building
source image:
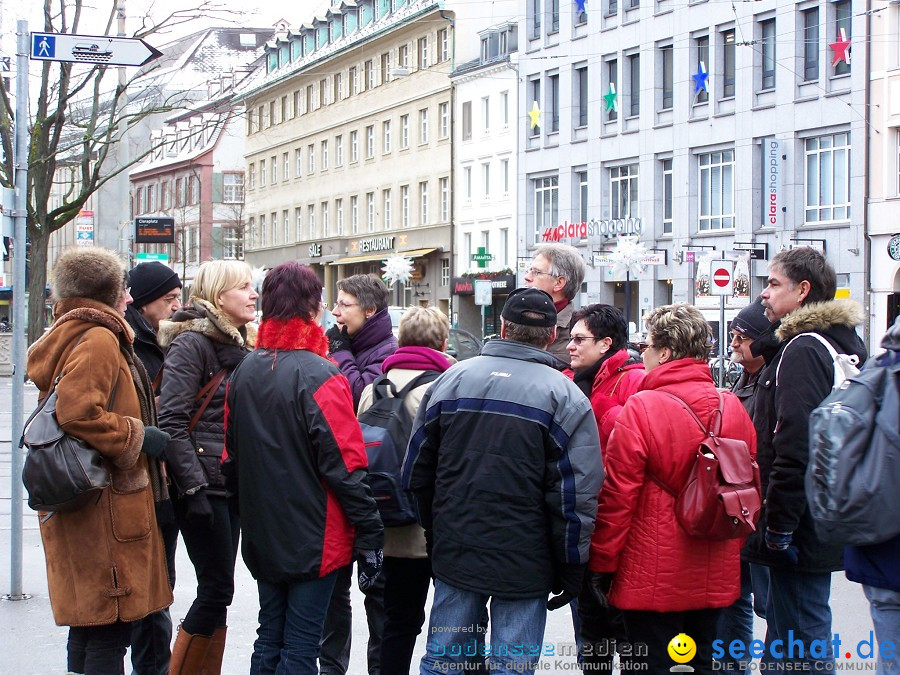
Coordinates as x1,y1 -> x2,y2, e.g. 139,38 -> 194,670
867,1 -> 900,343
239,0 -> 454,313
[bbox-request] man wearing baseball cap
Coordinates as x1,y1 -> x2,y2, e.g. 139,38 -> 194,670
403,288 -> 603,674
123,260 -> 181,675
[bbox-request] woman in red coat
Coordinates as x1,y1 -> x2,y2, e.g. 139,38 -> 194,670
588,303 -> 756,675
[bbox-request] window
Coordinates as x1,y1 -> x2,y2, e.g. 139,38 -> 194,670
419,108 -> 429,144
462,102 -> 472,141
502,158 -> 510,194
322,201 -> 329,236
464,233 -> 473,266
439,29 -> 449,62
401,185 -> 410,227
501,90 -> 509,126
351,195 -> 359,234
223,173 -> 244,203
419,181 -> 429,224
550,0 -> 560,33
606,60 -> 617,121
440,177 -> 450,221
532,0 -> 542,37
248,163 -> 255,189
383,120 -> 392,153
351,130 -> 359,162
189,175 -> 199,205
365,60 -> 374,90
381,52 -> 391,84
223,226 -> 243,260
834,1 -> 851,77
295,149 -> 303,177
308,204 -> 316,239
533,176 -> 558,243
803,8 -> 819,82
336,198 -> 344,234
805,133 -> 850,222
335,135 -> 343,166
349,66 -> 358,95
464,166 -> 473,200
610,164 -> 638,219
334,72 -> 343,100
270,212 -> 277,245
661,45 -> 673,110
500,228 -> 509,266
760,19 -> 776,89
366,125 -> 375,158
259,214 -> 267,247
530,79 -> 541,135
663,159 -> 673,234
321,140 -> 329,170
295,207 -> 303,241
161,181 -> 170,210
441,259 -> 450,286
549,74 -> 560,131
175,179 -> 184,207
283,209 -> 290,244
281,95 -> 288,123
383,189 -> 392,229
259,158 -> 266,187
366,192 -> 375,232
269,100 -> 276,126
418,36 -> 429,69
398,44 -> 409,69
306,84 -> 314,112
577,171 -> 588,222
482,162 -> 491,198
293,90 -> 301,118
270,155 -> 277,184
698,150 -> 735,230
576,66 -> 588,127
136,187 -> 145,214
695,36 -> 709,103
439,102 -> 449,138
308,144 -> 315,173
722,29 -> 735,98
482,96 -> 490,133
399,114 -> 410,149
627,54 -> 640,117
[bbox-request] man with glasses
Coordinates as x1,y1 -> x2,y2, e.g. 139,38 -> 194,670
123,260 -> 182,675
524,243 -> 586,366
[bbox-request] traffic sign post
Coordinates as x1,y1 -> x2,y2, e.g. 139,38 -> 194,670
708,260 -> 734,388
30,32 -> 161,67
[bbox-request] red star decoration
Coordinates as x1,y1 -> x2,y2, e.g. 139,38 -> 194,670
830,28 -> 851,67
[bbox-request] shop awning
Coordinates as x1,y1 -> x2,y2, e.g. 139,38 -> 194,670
329,247 -> 439,266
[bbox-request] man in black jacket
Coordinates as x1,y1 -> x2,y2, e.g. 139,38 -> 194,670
123,261 -> 181,675
745,247 -> 866,670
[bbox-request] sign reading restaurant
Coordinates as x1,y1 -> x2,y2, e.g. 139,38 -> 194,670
358,236 -> 395,253
541,218 -> 643,242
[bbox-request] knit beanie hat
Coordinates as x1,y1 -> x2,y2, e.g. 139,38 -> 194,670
129,262 -> 182,309
732,297 -> 772,341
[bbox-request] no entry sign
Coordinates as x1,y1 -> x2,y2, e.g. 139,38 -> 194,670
710,260 -> 734,295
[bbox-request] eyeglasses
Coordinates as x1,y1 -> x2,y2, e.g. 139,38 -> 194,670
525,267 -> 558,278
333,301 -> 359,311
730,332 -> 750,344
569,335 -> 603,345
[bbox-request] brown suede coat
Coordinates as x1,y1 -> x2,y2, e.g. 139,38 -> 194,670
26,298 -> 173,626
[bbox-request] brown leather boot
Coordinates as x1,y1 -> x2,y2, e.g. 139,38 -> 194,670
204,626 -> 227,674
168,625 -> 213,675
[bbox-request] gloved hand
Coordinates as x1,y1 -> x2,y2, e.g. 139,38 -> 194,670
326,325 -> 351,354
765,528 -> 799,566
547,563 -> 586,611
587,571 -> 615,608
358,548 -> 384,591
141,425 -> 170,458
184,489 -> 215,528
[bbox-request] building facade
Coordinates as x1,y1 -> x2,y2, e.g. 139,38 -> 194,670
518,0 -> 867,342
240,0 -> 455,314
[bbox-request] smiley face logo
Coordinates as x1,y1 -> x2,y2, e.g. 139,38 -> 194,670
667,633 -> 697,664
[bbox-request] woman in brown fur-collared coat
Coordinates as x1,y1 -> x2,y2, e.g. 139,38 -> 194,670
26,247 -> 173,675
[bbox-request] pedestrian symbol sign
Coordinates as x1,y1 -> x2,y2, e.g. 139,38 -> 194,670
33,34 -> 55,59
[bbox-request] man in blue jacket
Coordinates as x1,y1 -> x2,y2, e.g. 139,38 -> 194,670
403,288 -> 604,675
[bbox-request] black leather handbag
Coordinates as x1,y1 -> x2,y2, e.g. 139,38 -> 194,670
21,367 -> 119,514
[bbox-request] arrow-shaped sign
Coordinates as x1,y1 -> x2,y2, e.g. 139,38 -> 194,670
30,32 -> 162,67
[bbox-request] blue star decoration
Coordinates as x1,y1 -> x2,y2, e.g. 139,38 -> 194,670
575,0 -> 587,14
692,61 -> 709,95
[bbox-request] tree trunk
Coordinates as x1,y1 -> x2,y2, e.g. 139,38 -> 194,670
26,225 -> 50,347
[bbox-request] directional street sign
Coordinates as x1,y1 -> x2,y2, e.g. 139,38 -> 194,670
710,260 -> 734,296
30,32 -> 162,67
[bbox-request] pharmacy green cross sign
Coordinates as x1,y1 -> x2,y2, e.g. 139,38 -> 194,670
471,246 -> 494,268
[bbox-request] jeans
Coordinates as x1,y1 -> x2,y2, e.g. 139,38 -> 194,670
622,607 -> 722,675
67,621 -> 132,675
319,563 -> 385,674
174,494 -> 240,636
249,572 -> 338,675
762,568 -> 834,669
716,562 -> 770,669
380,557 -> 432,674
130,517 -> 178,675
863,585 -> 900,670
419,579 -> 547,675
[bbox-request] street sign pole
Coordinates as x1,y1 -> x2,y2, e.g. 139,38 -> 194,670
709,259 -> 734,389
6,20 -> 31,602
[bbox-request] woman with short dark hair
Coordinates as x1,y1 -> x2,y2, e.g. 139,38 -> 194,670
225,261 -> 383,675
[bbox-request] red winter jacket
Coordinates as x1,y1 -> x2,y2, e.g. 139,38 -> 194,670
586,349 -> 645,446
589,358 -> 756,612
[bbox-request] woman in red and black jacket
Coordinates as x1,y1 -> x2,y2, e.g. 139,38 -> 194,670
225,261 -> 383,675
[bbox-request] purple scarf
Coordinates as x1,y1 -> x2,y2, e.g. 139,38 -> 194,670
382,346 -> 452,374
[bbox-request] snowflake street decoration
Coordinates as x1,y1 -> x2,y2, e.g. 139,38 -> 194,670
382,255 -> 414,286
610,238 -> 647,278
250,266 -> 267,293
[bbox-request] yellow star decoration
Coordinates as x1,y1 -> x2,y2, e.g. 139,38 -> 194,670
528,101 -> 541,130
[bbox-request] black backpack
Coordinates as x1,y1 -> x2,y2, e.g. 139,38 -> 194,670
358,371 -> 439,526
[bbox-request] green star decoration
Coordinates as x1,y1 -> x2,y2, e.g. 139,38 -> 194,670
603,83 -> 618,112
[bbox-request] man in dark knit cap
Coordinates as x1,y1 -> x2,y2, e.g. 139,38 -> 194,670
125,261 -> 182,384
124,260 -> 181,675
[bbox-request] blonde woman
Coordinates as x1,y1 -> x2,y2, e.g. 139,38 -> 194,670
157,260 -> 257,673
